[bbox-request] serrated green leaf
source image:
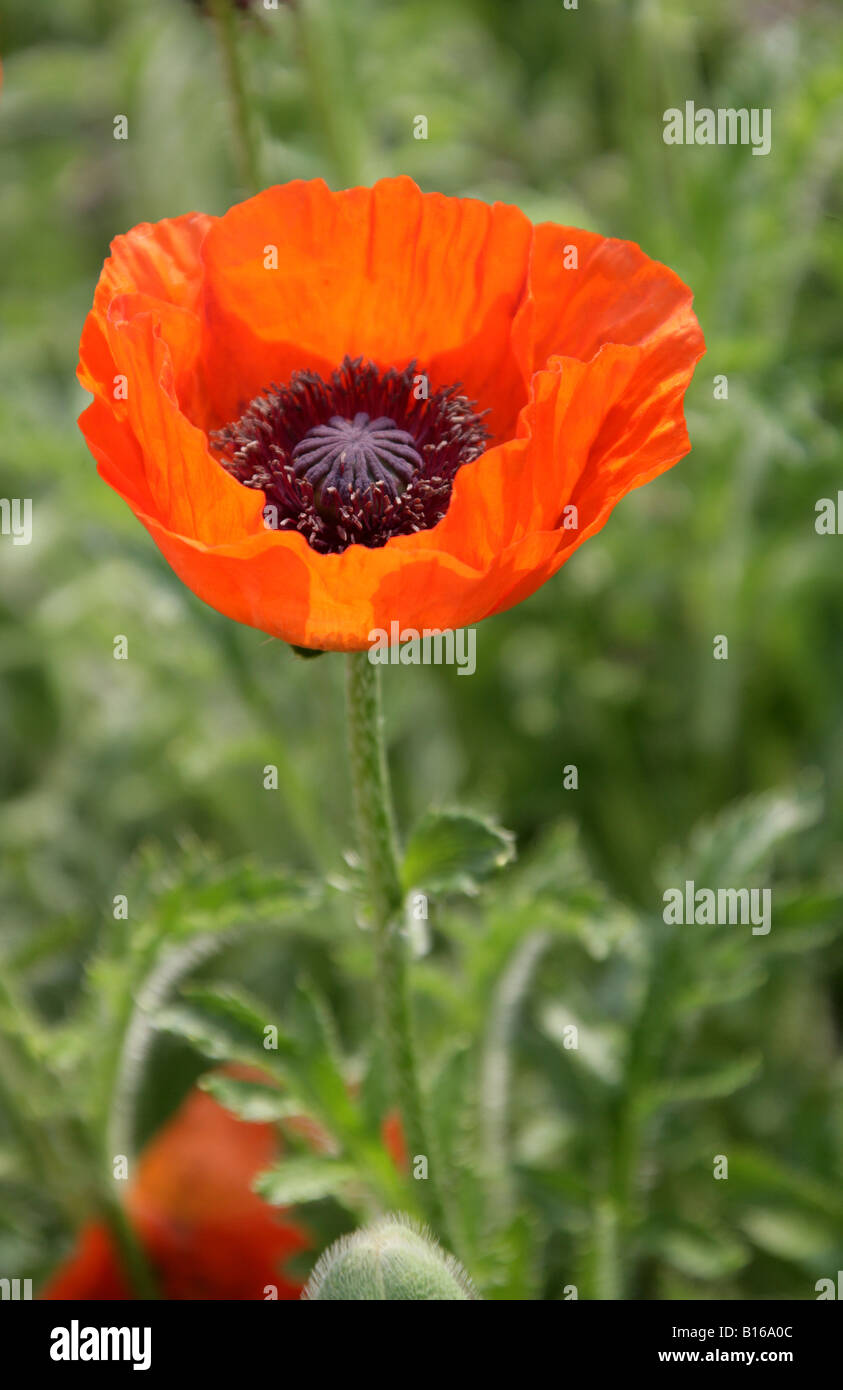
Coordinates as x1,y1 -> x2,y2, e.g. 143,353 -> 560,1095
155,986 -> 293,1068
159,985 -> 403,1210
255,1157 -> 359,1206
158,862 -> 322,940
401,809 -> 515,897
198,1073 -> 302,1123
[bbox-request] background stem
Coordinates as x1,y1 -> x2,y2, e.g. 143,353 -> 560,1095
293,0 -> 365,186
209,0 -> 262,194
99,1194 -> 160,1300
344,653 -> 451,1241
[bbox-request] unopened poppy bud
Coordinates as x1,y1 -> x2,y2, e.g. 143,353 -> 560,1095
302,1215 -> 480,1301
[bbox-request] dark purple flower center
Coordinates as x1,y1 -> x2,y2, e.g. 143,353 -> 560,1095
211,356 -> 489,555
291,412 -> 422,503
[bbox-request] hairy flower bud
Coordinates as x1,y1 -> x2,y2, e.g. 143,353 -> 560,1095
302,1215 -> 479,1301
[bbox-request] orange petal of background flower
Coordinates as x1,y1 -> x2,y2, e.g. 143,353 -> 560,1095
41,1086 -> 307,1301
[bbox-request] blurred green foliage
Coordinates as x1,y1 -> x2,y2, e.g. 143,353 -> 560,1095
0,0 -> 841,1299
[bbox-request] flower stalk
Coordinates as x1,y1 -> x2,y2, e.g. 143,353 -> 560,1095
344,653 -> 450,1242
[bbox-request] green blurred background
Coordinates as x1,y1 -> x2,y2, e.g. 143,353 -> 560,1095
0,0 -> 841,1299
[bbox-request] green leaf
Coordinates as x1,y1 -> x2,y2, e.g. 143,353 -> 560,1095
727,1147 -> 843,1221
469,1212 -> 535,1301
75,849 -> 325,1153
161,984 -> 401,1210
155,986 -> 292,1069
676,962 -> 768,1013
198,1073 -> 301,1123
156,859 -> 322,940
642,1051 -> 762,1112
762,886 -> 843,954
485,822 -> 635,962
646,1224 -> 750,1280
740,1207 -> 836,1266
401,809 -> 515,897
541,1004 -> 622,1085
255,1157 -> 359,1206
663,782 -> 821,886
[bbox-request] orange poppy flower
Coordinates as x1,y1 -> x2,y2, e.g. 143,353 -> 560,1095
41,1083 -> 307,1301
79,177 -> 704,651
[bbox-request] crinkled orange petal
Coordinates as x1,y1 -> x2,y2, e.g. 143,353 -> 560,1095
513,221 -> 702,370
98,304 -> 264,544
79,212 -> 214,414
199,177 -> 533,440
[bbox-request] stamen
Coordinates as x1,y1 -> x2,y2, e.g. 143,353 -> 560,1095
211,357 -> 489,555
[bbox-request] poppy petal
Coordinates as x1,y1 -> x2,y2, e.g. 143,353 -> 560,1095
199,177 -> 533,439
42,1085 -> 307,1302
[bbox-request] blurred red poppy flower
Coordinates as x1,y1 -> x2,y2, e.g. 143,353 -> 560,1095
79,177 -> 704,651
41,1083 -> 307,1300
381,1107 -> 408,1171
